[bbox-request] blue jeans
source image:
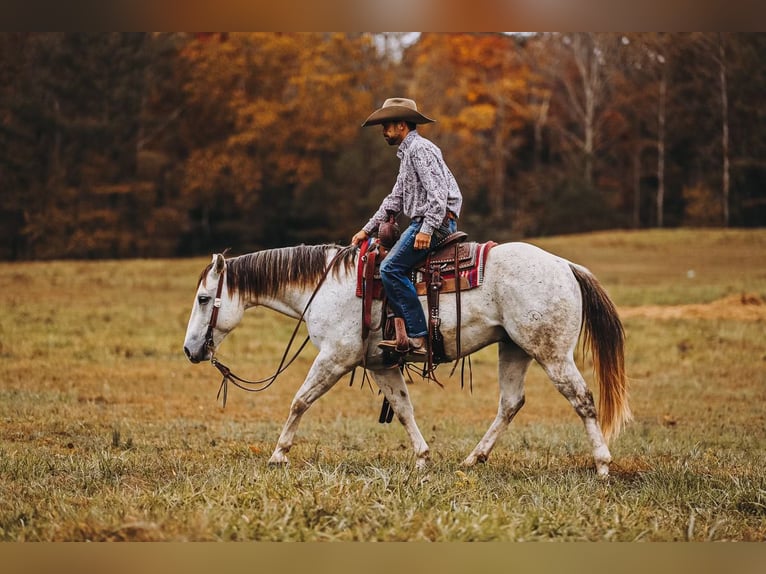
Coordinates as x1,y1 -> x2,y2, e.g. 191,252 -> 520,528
380,217 -> 458,338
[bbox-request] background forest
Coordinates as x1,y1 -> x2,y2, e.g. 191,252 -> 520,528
1,32 -> 764,260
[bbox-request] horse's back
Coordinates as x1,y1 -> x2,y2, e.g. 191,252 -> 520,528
485,241 -> 579,286
480,241 -> 584,355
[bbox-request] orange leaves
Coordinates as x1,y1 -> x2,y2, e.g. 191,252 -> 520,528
234,100 -> 284,133
405,33 -> 539,219
455,104 -> 497,131
408,33 -> 536,124
176,31 -> 388,233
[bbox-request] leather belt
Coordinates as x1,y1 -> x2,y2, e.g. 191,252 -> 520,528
413,210 -> 458,224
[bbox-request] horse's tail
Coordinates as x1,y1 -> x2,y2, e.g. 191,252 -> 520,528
570,264 -> 632,442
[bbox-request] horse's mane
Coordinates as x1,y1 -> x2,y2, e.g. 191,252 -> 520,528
199,244 -> 357,301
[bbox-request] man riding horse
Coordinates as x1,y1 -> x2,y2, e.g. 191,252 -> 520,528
351,98 -> 463,356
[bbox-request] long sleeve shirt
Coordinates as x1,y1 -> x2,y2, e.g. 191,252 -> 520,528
363,130 -> 462,237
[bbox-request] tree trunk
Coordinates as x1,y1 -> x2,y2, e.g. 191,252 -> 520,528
533,92 -> 550,172
492,103 -> 506,221
656,67 -> 666,228
578,35 -> 597,186
633,141 -> 641,229
719,34 -> 730,227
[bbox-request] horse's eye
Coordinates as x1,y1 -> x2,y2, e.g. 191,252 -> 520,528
198,295 -> 211,306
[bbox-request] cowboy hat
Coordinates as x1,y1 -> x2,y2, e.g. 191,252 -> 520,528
361,98 -> 436,127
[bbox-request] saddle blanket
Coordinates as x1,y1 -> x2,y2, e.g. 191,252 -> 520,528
355,239 -> 496,300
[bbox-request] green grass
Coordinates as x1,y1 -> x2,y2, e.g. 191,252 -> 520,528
531,228 -> 766,306
0,229 -> 764,541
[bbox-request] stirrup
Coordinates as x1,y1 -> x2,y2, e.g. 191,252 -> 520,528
378,339 -> 427,355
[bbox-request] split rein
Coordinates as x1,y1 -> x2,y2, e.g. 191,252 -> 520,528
204,250 -> 345,407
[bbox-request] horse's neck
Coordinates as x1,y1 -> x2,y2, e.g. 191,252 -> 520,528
242,246 -> 352,319
251,276 -> 348,319
250,290 -> 312,319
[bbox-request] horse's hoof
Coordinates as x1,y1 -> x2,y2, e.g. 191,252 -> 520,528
461,453 -> 486,467
415,457 -> 430,471
594,446 -> 611,478
268,452 -> 290,466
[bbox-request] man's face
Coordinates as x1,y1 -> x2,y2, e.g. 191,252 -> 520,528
382,121 -> 407,146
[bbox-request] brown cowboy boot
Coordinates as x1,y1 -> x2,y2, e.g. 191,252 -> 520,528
378,318 -> 427,355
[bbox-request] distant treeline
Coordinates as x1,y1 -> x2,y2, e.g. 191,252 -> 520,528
1,33 -> 764,260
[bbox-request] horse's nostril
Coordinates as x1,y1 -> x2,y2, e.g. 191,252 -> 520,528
185,346 -> 202,364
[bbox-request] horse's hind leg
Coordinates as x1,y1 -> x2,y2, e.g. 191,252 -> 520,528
463,341 -> 531,467
540,356 -> 612,477
371,368 -> 430,470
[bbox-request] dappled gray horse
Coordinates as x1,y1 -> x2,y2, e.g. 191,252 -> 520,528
183,242 -> 631,476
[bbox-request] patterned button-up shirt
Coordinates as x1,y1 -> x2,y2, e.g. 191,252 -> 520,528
363,130 -> 462,237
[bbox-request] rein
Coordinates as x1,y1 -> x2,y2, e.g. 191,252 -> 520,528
207,249 -> 346,407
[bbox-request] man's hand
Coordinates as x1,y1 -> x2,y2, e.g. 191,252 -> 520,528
413,231 -> 431,250
351,229 -> 368,247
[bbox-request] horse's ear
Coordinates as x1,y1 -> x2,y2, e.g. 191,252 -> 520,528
213,253 -> 226,275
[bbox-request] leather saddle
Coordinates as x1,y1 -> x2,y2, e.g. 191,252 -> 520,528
357,232 -> 496,370
356,232 -> 476,300
413,232 -> 471,295
356,232 -> 496,424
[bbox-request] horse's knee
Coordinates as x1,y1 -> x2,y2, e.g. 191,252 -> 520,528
290,397 -> 310,416
500,396 -> 525,422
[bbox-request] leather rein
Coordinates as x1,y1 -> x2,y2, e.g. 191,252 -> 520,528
205,249 -> 345,407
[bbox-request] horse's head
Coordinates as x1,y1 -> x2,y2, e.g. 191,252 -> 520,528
183,253 -> 245,363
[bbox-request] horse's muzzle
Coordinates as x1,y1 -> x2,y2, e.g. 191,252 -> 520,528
184,346 -> 207,364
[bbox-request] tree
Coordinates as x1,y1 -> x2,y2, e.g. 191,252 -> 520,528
520,33 -> 630,234
178,33 -> 385,251
0,33 -> 173,258
724,34 -> 766,226
1,33 -> 765,261
686,33 -> 731,227
402,33 -> 539,235
548,34 -> 618,186
614,33 -> 677,228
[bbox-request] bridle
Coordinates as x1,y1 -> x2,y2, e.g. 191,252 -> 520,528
203,267 -> 227,354
202,249 -> 345,407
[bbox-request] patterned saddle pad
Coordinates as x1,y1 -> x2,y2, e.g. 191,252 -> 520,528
355,239 -> 496,300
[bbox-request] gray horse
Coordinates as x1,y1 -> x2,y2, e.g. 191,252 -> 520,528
183,242 -> 631,476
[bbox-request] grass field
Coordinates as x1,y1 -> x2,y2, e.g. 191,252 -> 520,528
0,228 -> 765,541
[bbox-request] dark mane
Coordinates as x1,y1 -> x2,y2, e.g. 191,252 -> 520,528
199,244 -> 357,300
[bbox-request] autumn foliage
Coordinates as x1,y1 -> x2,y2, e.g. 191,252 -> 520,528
1,32 -> 764,260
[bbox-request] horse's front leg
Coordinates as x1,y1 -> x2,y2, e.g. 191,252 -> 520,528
268,351 -> 351,466
371,368 -> 430,470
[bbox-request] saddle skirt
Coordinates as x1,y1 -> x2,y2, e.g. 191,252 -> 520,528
355,238 -> 496,300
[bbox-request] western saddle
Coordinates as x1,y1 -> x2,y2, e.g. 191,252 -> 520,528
359,229 -> 473,375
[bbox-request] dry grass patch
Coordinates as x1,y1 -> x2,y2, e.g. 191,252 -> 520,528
1,229 -> 764,541
621,292 -> 766,321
